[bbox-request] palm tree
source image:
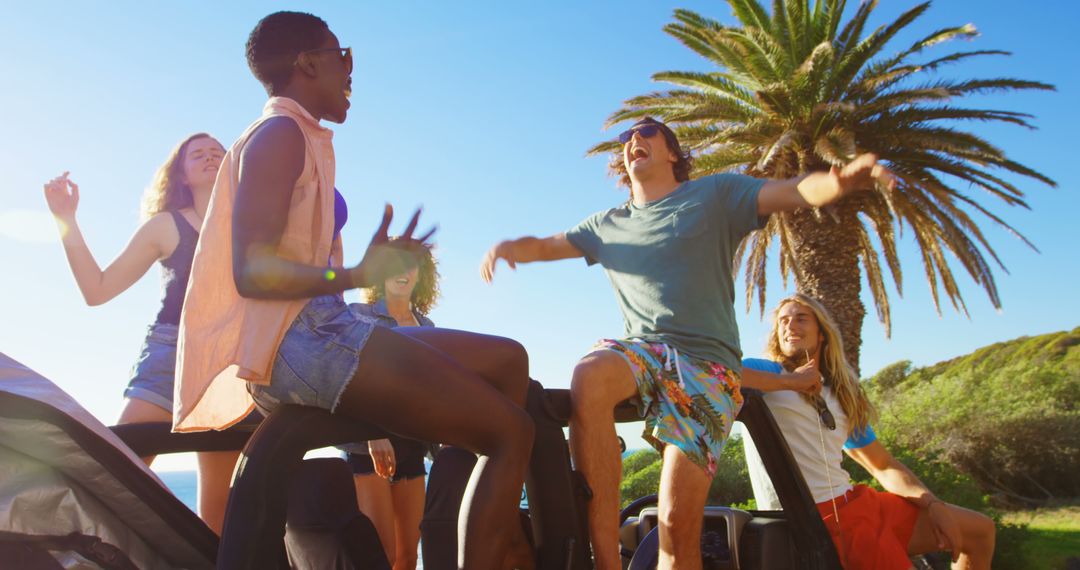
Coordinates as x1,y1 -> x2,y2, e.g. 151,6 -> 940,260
589,0 -> 1056,373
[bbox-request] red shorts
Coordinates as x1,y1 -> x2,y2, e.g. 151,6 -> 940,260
816,484 -> 920,570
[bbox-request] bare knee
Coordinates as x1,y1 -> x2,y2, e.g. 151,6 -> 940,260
475,406 -> 534,459
966,512 -> 996,552
496,336 -> 530,394
492,337 -> 528,371
657,500 -> 702,546
570,353 -> 633,417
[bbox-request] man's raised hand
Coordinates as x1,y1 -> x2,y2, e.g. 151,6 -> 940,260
480,240 -> 517,284
832,153 -> 897,198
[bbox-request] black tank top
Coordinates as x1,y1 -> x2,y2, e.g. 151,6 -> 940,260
153,211 -> 198,325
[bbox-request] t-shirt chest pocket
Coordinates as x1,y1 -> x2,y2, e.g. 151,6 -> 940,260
671,207 -> 710,239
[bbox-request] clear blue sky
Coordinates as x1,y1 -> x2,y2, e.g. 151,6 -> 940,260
1,1 -> 1077,469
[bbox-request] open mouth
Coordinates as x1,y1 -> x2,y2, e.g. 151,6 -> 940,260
395,277 -> 410,285
343,78 -> 353,99
630,146 -> 649,164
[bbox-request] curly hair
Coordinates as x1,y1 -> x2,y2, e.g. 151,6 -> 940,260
246,11 -> 329,95
140,133 -> 219,221
363,240 -> 440,316
764,293 -> 876,436
607,117 -> 694,189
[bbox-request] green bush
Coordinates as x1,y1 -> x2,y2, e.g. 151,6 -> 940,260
619,438 -> 755,509
843,440 -> 988,511
620,451 -> 662,509
707,437 -> 754,507
622,449 -> 661,477
866,328 -> 1080,504
992,519 -> 1034,570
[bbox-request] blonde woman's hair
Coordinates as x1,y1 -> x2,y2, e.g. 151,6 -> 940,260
765,293 -> 876,435
140,133 -> 219,220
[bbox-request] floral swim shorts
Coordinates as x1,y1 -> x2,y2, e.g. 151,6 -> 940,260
594,338 -> 743,478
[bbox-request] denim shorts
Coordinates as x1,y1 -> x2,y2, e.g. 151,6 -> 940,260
123,323 -> 179,412
248,295 -> 379,415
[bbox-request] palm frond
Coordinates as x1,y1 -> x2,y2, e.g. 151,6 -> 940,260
862,24 -> 980,84
728,0 -> 773,32
857,50 -> 1011,93
651,71 -> 761,108
835,0 -> 877,54
829,2 -> 931,98
855,220 -> 893,335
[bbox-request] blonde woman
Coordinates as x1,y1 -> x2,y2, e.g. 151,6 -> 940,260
741,294 -> 996,569
43,133 -> 239,535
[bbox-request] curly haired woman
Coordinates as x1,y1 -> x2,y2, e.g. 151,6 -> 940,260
346,240 -> 440,569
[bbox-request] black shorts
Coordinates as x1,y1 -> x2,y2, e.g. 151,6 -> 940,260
345,436 -> 427,482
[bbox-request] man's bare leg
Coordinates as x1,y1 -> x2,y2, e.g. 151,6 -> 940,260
657,445 -> 711,570
907,502 -> 996,569
569,351 -> 638,570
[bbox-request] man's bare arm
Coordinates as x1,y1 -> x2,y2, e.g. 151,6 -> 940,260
480,233 -> 583,283
756,153 -> 896,215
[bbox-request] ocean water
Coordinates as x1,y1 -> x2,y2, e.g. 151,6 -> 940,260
156,470 -> 198,511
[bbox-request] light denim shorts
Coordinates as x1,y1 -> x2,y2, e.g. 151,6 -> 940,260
123,323 -> 179,412
249,295 -> 379,415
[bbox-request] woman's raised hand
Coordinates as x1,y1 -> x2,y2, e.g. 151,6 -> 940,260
351,204 -> 436,288
43,171 -> 80,221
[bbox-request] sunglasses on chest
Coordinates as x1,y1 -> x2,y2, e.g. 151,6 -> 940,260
813,394 -> 837,431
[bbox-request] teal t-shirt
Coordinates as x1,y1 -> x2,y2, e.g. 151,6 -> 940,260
565,173 -> 766,370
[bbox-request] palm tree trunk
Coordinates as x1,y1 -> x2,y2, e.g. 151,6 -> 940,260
786,204 -> 865,376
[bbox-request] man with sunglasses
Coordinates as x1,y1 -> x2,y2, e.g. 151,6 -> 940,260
481,116 -> 895,568
742,294 -> 996,569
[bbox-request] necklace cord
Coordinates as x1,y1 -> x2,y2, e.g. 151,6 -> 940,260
808,349 -> 846,567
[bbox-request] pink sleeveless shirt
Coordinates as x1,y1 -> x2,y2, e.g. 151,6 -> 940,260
174,97 -> 337,432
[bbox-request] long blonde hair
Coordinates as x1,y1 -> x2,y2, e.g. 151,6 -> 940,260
140,133 -> 217,220
765,293 -> 876,435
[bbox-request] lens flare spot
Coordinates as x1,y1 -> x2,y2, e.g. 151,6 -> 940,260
324,269 -> 337,281
0,209 -> 59,244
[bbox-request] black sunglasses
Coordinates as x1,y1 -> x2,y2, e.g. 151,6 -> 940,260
298,46 -> 353,73
812,395 -> 837,431
617,124 -> 661,144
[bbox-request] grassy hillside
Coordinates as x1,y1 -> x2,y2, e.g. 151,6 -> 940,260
867,327 -> 1080,504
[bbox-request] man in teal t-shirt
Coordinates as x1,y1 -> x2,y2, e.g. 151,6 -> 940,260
480,117 -> 895,569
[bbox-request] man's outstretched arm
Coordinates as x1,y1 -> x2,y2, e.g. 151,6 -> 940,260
480,233 -> 583,283
756,153 -> 896,215
846,440 -> 963,557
